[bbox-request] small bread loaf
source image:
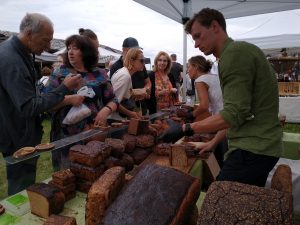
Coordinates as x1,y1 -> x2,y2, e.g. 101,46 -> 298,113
70,162 -> 106,182
48,180 -> 76,196
271,164 -> 292,193
135,134 -> 155,148
43,214 -> 77,225
85,166 -> 125,225
27,183 -> 65,218
69,143 -> 111,168
52,169 -> 75,186
105,138 -> 125,158
154,143 -> 172,156
122,133 -> 136,153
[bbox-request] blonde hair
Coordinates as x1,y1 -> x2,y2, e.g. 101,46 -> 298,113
124,48 -> 143,70
153,51 -> 172,74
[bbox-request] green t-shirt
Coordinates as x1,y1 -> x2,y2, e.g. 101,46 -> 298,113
219,38 -> 283,158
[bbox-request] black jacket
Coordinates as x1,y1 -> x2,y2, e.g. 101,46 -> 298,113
0,36 -> 70,154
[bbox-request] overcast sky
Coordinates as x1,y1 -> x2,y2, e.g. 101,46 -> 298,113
1,0 -> 300,66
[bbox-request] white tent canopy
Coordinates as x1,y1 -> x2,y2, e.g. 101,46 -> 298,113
133,0 -> 300,22
237,34 -> 300,57
54,45 -> 122,64
133,0 -> 300,99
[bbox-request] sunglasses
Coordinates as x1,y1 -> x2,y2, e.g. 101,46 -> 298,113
135,58 -> 145,64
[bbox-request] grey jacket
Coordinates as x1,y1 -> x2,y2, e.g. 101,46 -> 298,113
0,36 -> 70,154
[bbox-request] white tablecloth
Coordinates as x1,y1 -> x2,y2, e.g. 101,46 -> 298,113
279,96 -> 300,123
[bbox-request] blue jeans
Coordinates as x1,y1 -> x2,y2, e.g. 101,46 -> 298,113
217,149 -> 279,187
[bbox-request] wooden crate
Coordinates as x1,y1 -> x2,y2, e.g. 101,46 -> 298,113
278,82 -> 300,96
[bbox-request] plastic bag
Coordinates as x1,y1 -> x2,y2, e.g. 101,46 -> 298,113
62,104 -> 91,125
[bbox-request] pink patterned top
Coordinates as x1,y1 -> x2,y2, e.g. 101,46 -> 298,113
155,72 -> 176,110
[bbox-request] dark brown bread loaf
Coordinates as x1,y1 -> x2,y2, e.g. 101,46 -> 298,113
105,138 -> 125,158
135,134 -> 155,148
104,156 -> 122,169
75,178 -> 93,193
27,183 -> 65,218
69,143 -> 111,168
64,191 -> 76,202
119,153 -> 134,171
122,133 -> 136,153
129,148 -> 152,165
86,141 -> 111,159
43,214 -> 77,225
70,162 -> 106,182
198,181 -> 294,225
48,180 -> 76,196
154,143 -> 172,156
85,166 -> 125,225
51,169 -> 75,186
101,164 -> 201,225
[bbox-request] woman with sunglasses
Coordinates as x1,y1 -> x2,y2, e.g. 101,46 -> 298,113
110,48 -> 144,120
148,51 -> 177,113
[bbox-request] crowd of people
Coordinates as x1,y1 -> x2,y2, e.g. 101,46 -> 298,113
0,8 -> 286,199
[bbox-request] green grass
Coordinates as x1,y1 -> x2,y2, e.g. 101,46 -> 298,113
0,119 -> 53,200
283,123 -> 300,133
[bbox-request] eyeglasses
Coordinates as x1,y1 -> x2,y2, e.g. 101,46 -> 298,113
158,59 -> 168,63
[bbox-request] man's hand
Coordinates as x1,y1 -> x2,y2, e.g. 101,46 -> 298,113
158,119 -> 184,143
63,74 -> 83,90
176,107 -> 194,120
197,142 -> 214,159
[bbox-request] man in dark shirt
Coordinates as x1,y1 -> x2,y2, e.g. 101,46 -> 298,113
110,37 -> 151,115
170,53 -> 183,96
0,13 -> 82,195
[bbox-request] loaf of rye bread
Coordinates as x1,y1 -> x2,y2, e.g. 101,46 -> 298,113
129,148 -> 152,165
104,154 -> 134,172
122,133 -> 136,153
69,143 -> 111,168
43,214 -> 77,225
70,161 -> 106,182
105,138 -> 125,158
271,164 -> 292,193
86,140 -> 111,158
100,164 -> 201,225
85,166 -> 125,225
76,178 -> 93,193
27,183 -> 65,218
48,180 -> 76,196
154,143 -> 172,156
51,169 -> 75,186
198,181 -> 294,225
135,134 -> 155,148
64,191 -> 76,202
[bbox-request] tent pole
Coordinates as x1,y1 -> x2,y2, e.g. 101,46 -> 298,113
181,0 -> 191,102
182,28 -> 187,102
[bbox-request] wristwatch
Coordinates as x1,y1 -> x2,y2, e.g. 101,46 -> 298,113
184,123 -> 194,136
